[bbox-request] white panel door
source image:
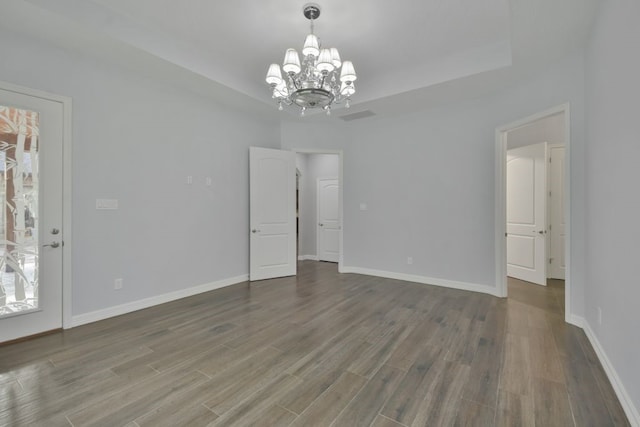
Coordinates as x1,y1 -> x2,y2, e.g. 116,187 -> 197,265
317,178 -> 339,263
506,142 -> 547,285
249,147 -> 296,281
0,86 -> 64,342
548,145 -> 565,280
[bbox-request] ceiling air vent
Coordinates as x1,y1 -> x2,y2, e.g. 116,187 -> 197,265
339,110 -> 376,121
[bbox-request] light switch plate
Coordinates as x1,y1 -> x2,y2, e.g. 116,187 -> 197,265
96,199 -> 118,210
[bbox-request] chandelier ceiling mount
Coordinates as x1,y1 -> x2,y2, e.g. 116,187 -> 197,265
302,4 -> 321,21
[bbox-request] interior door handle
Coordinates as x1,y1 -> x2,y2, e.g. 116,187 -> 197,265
319,223 -> 324,227
538,230 -> 546,235
251,229 -> 261,233
43,241 -> 60,248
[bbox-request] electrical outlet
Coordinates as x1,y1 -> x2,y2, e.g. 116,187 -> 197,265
407,257 -> 413,265
114,278 -> 123,290
597,307 -> 602,325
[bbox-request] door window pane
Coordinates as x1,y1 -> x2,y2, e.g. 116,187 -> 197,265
0,106 -> 39,317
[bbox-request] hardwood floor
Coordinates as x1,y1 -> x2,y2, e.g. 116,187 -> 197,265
0,262 -> 629,426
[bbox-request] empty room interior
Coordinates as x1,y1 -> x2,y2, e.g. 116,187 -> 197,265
1,0 -> 639,426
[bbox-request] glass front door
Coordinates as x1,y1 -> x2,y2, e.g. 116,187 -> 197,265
0,84 -> 65,343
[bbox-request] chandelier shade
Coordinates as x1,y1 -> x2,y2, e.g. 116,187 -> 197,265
316,48 -> 335,73
266,64 -> 283,86
282,49 -> 301,75
340,61 -> 357,83
330,48 -> 342,68
265,3 -> 357,115
302,34 -> 320,57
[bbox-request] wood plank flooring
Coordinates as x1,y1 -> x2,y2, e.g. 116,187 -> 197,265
0,262 -> 629,426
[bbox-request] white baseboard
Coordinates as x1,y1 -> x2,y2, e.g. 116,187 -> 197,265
567,313 -> 585,328
70,274 -> 248,328
340,266 -> 502,297
298,255 -> 319,261
581,320 -> 640,427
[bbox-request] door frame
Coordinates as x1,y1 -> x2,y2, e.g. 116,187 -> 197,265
547,144 -> 566,280
316,177 -> 339,262
0,80 -> 73,330
293,149 -> 344,272
495,103 -> 572,323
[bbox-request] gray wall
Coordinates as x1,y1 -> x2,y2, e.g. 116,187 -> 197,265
282,52 -> 586,319
0,29 -> 280,316
296,154 -> 340,258
586,0 -> 640,413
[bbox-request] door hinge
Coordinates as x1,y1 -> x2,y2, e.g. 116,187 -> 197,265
549,191 -> 552,197
549,224 -> 552,231
549,258 -> 553,264
549,157 -> 552,163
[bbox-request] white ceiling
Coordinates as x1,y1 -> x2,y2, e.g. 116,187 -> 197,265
4,0 -> 600,118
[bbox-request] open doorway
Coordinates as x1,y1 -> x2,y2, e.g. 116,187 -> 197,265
496,104 -> 571,323
293,150 -> 343,269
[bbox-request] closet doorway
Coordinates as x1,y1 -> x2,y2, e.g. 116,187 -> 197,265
294,150 -> 343,268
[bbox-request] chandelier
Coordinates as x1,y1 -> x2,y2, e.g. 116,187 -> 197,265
265,3 -> 357,116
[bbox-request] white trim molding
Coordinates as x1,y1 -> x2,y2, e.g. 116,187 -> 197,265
71,275 -> 248,327
298,255 -> 319,261
340,266 -> 502,297
567,314 -> 584,328
582,319 -> 640,426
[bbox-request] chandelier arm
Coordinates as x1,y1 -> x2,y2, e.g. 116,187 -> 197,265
287,74 -> 301,90
338,83 -> 354,97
